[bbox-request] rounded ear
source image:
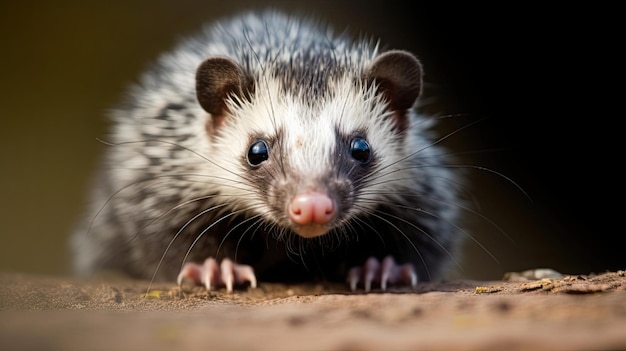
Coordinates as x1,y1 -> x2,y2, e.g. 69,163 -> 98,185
195,57 -> 254,116
363,50 -> 423,111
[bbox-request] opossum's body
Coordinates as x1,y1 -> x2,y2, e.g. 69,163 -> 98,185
72,11 -> 462,291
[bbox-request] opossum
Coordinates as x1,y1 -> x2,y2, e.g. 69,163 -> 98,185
71,10 -> 463,292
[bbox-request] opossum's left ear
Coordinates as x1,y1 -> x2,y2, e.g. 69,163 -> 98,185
364,50 -> 422,112
196,57 -> 255,134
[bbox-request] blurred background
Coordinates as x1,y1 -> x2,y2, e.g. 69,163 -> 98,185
0,1 -> 621,280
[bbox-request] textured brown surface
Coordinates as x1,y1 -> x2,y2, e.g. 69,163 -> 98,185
1,271 -> 626,351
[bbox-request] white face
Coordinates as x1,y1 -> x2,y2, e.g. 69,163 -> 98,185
208,73 -> 412,230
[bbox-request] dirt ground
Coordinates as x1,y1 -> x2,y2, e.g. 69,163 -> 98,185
1,270 -> 626,351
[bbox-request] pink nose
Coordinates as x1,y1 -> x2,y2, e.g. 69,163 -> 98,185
288,192 -> 335,225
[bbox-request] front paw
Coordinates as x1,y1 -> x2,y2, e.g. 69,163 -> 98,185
347,256 -> 417,292
177,257 -> 257,293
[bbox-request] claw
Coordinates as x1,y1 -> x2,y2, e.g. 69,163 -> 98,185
177,257 -> 257,292
364,256 -> 380,292
348,267 -> 361,292
220,258 -> 234,292
380,256 -> 394,291
347,255 -> 418,292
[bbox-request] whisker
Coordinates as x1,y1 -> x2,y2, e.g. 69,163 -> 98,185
348,216 -> 387,249
214,207 -> 265,257
126,193 -> 220,246
423,164 -> 531,201
178,207 -> 261,273
352,205 -> 432,280
96,138 -> 250,184
297,236 -> 309,271
367,204 -> 463,267
412,147 -> 515,160
360,198 -> 499,265
359,160 -> 529,202
234,216 -> 266,261
358,188 -> 514,244
146,203 -> 228,293
360,117 -> 487,185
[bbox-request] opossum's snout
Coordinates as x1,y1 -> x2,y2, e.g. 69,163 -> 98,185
288,191 -> 336,238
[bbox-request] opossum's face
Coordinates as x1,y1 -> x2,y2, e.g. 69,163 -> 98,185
236,81 -> 388,238
196,51 -> 423,240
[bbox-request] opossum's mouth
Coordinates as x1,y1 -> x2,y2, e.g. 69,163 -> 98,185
291,224 -> 332,238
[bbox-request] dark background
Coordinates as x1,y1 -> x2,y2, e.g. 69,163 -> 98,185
0,1 -> 621,279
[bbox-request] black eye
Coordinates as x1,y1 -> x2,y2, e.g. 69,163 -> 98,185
247,140 -> 269,166
350,138 -> 371,164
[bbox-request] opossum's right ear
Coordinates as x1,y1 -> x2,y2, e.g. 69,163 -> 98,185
363,50 -> 423,111
364,51 -> 423,133
196,57 -> 254,133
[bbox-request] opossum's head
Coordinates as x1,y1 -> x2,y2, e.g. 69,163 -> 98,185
195,50 -> 422,240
